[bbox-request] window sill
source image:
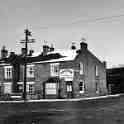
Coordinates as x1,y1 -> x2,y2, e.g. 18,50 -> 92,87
80,91 -> 85,94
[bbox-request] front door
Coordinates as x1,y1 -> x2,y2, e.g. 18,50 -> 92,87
66,81 -> 73,98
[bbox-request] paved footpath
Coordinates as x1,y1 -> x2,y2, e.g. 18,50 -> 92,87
1,94 -> 124,124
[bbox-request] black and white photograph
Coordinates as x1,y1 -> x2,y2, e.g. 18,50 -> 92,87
0,0 -> 124,124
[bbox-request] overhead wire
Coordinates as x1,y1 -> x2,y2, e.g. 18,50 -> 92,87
34,13 -> 124,30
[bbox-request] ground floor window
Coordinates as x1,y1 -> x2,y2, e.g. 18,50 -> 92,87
45,83 -> 57,95
17,82 -> 35,94
67,84 -> 72,92
96,81 -> 99,93
4,82 -> 12,94
0,86 -> 2,95
28,84 -> 34,95
17,84 -> 23,93
79,81 -> 85,93
66,81 -> 73,92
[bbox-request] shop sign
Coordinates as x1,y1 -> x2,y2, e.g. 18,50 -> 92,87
59,69 -> 74,81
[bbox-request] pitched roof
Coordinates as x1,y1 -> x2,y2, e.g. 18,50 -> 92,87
34,50 -> 77,64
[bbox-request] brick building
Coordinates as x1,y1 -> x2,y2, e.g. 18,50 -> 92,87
0,47 -> 36,99
0,41 -> 107,99
107,67 -> 124,94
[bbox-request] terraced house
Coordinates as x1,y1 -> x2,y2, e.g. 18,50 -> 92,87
0,41 -> 107,99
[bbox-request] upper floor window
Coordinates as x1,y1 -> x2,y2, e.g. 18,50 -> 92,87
80,62 -> 85,75
50,63 -> 59,77
4,66 -> 13,79
95,65 -> 99,76
27,65 -> 34,78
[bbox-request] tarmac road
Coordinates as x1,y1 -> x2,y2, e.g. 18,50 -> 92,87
3,95 -> 124,124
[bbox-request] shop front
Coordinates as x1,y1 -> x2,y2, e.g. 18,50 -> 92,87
43,77 -> 60,99
60,69 -> 74,98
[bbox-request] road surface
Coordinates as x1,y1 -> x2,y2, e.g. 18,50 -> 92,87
2,96 -> 124,124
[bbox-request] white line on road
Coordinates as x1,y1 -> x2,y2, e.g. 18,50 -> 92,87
0,94 -> 122,103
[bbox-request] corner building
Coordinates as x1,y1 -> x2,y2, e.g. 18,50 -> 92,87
34,42 -> 107,99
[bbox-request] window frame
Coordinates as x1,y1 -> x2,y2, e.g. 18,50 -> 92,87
27,64 -> 35,78
28,84 -> 34,95
79,62 -> 85,75
45,83 -> 57,95
95,81 -> 99,93
4,82 -> 12,94
66,84 -> 72,92
95,65 -> 99,76
79,81 -> 85,94
4,66 -> 13,79
50,63 -> 59,77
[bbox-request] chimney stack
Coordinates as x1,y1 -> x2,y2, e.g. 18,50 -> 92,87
1,46 -> 8,59
103,61 -> 107,68
42,40 -> 50,56
43,45 -> 49,55
29,50 -> 34,56
49,44 -> 54,52
10,52 -> 15,57
21,48 -> 26,56
80,38 -> 88,50
71,42 -> 76,50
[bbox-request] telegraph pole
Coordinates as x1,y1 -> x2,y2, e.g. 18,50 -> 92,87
20,29 -> 35,100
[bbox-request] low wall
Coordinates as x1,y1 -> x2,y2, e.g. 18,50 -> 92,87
0,94 -> 123,123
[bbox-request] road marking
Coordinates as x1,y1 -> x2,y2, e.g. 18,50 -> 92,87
0,94 -> 123,103
48,108 -> 65,112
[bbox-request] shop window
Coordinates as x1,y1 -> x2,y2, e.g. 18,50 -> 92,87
80,62 -> 85,75
4,66 -> 13,79
95,65 -> 99,76
50,63 -> 59,77
17,82 -> 35,94
4,82 -> 12,94
67,84 -> 72,92
45,83 -> 57,95
27,65 -> 34,78
79,82 -> 85,93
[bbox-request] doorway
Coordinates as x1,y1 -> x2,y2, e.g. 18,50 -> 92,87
66,81 -> 73,98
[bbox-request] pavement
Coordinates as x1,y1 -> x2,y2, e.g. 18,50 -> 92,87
1,94 -> 124,124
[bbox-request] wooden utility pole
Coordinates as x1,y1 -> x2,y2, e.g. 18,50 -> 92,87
20,29 -> 35,100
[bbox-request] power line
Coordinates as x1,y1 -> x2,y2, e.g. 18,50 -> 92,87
34,13 -> 124,30
71,14 -> 124,24
20,29 -> 36,101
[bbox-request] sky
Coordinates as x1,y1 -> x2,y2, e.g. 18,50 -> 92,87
0,0 -> 124,67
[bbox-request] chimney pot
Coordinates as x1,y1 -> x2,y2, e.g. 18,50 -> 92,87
43,45 -> 50,55
10,52 -> 15,56
80,42 -> 88,50
103,61 -> 107,68
29,50 -> 34,56
21,48 -> 26,56
1,46 -> 8,59
49,44 -> 54,52
71,42 -> 76,50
